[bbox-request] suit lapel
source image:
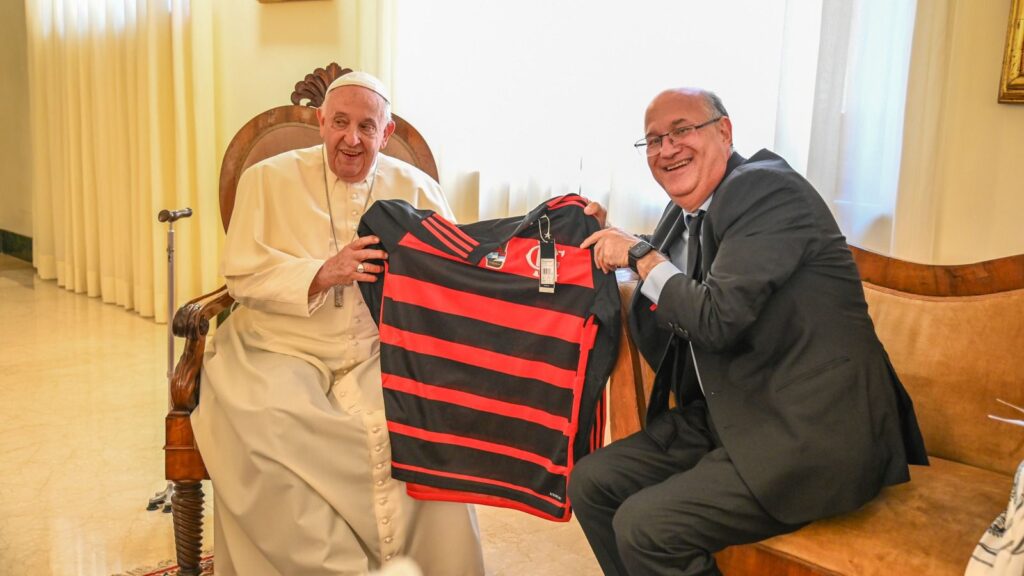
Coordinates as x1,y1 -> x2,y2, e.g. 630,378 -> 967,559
651,204 -> 684,252
629,203 -> 684,369
698,152 -> 746,277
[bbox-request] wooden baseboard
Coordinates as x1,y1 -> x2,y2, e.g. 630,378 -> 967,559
0,229 -> 32,263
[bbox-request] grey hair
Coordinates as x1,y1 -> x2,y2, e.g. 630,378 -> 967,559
701,90 -> 729,119
700,90 -> 732,150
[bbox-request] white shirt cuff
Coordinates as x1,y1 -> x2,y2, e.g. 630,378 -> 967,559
639,260 -> 683,305
307,289 -> 329,314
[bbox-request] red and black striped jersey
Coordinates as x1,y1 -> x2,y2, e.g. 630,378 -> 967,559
357,194 -> 621,521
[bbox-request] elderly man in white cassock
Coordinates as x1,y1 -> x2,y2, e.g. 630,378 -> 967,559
191,72 -> 485,576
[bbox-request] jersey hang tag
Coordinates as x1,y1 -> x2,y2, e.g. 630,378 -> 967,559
538,215 -> 557,294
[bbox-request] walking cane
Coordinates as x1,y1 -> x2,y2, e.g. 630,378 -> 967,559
147,207 -> 193,512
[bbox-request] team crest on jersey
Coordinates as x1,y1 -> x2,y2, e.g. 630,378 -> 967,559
484,245 -> 507,270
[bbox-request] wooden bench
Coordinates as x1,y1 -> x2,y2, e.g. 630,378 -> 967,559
607,247 -> 1024,574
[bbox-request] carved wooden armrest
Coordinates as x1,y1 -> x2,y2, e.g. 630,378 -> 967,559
169,285 -> 234,414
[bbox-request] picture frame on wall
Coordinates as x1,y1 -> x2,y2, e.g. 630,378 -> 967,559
999,0 -> 1024,103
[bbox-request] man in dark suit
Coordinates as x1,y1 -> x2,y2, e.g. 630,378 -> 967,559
570,87 -> 928,576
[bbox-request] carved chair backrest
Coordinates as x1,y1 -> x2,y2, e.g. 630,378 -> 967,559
217,63 -> 439,231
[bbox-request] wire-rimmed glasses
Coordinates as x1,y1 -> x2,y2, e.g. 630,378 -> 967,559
633,116 -> 723,157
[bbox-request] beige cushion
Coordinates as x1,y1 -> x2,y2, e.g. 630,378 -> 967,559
863,284 -> 1024,476
756,457 -> 1011,575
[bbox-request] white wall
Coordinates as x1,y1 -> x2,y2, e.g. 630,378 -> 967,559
896,0 -> 1024,264
211,0 -> 391,160
0,0 -> 31,237
930,0 -> 1024,263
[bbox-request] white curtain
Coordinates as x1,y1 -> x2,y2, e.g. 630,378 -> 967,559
25,0 -> 218,323
393,0 -> 918,246
804,0 -> 917,253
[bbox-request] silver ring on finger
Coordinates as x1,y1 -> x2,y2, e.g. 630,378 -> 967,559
356,263 -> 365,274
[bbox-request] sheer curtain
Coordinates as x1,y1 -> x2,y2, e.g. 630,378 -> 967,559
393,1 -> 917,245
804,0 -> 917,254
25,0 -> 218,323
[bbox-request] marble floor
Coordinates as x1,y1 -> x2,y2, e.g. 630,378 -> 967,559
0,254 -> 602,576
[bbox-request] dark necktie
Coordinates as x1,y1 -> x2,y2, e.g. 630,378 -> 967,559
685,210 -> 705,280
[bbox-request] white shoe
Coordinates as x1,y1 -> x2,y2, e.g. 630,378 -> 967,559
369,557 -> 422,576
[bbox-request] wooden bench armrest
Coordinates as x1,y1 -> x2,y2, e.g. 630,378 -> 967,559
169,285 -> 234,414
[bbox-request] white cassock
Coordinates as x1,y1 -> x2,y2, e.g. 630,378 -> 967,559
191,145 -> 485,576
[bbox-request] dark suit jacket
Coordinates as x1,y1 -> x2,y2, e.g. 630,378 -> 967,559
630,150 -> 928,525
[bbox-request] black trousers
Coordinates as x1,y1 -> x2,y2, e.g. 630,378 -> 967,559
568,402 -> 806,575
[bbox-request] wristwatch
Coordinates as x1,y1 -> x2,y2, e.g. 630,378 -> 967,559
627,241 -> 655,273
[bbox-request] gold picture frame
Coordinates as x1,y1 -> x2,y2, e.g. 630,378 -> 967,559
999,0 -> 1024,103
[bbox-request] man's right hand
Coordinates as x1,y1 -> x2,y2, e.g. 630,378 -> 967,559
581,226 -> 641,274
308,235 -> 388,297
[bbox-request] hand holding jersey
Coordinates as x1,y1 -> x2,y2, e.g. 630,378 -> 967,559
307,235 -> 388,296
580,218 -> 671,278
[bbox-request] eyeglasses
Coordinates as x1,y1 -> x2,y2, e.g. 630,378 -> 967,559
633,116 -> 723,157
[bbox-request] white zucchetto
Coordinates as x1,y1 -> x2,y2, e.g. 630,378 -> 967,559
326,71 -> 390,104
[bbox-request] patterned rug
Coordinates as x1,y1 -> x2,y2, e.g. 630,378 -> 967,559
112,554 -> 214,576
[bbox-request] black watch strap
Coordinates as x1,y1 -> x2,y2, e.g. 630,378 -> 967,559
627,241 -> 655,273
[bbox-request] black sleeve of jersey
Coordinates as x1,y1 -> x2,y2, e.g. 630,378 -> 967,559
573,268 -> 621,460
565,208 -> 622,462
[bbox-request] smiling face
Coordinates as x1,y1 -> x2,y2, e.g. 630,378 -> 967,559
644,89 -> 733,212
317,85 -> 396,183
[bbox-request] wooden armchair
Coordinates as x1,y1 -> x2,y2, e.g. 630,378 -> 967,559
165,63 -> 440,576
608,247 -> 1024,575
